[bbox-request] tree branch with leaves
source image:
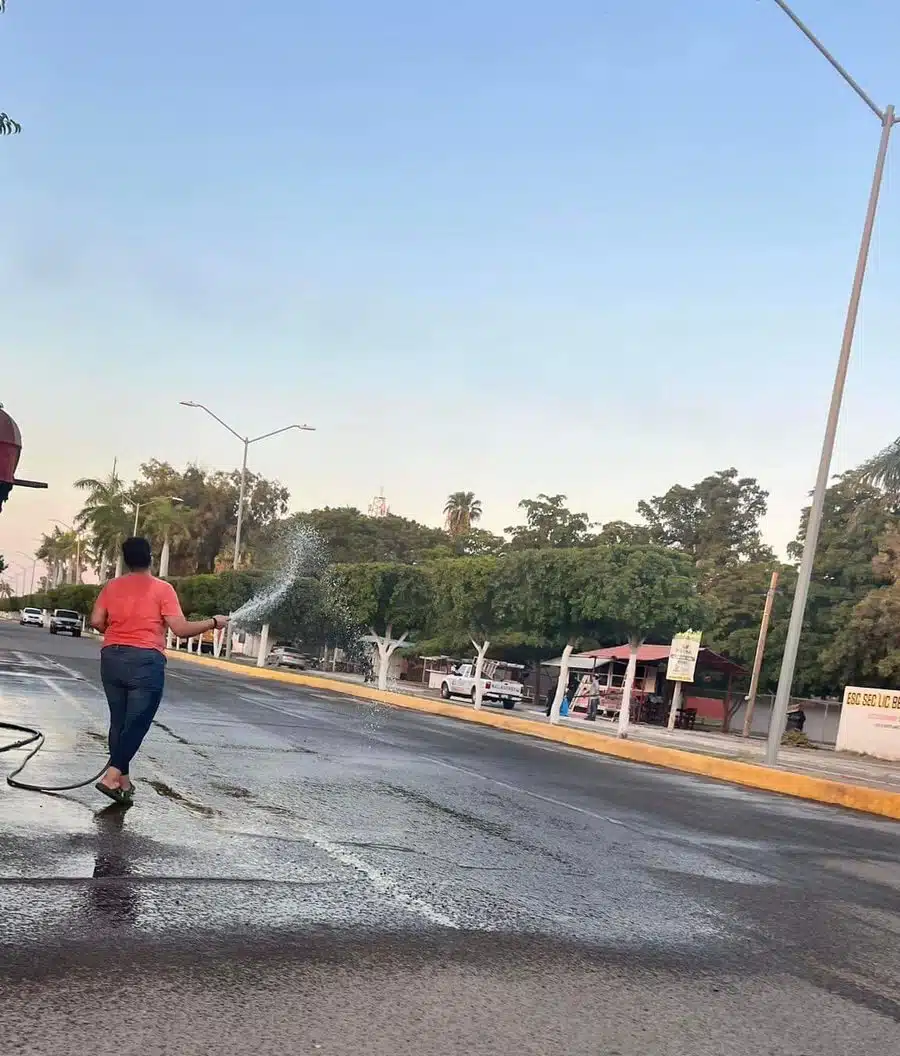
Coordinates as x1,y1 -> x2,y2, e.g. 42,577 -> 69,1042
1,0 -> 21,137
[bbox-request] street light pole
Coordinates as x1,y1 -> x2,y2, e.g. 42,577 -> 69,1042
764,0 -> 899,765
15,552 -> 38,595
234,438 -> 249,573
180,402 -> 315,571
180,402 -> 315,657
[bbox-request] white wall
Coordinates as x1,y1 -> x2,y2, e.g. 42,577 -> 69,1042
727,696 -> 841,746
836,687 -> 900,761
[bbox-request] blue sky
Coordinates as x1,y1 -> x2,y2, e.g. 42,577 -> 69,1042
3,0 -> 900,579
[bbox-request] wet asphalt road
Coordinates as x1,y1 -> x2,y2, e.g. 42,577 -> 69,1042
0,623 -> 898,1055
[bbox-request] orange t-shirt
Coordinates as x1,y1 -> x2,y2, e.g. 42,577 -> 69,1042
97,574 -> 184,653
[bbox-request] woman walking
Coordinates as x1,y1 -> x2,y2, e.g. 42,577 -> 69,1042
90,536 -> 228,805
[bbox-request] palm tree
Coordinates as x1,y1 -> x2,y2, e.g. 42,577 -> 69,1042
858,438 -> 900,495
1,2 -> 21,138
35,528 -> 74,587
144,499 -> 194,578
443,491 -> 483,537
74,466 -> 130,580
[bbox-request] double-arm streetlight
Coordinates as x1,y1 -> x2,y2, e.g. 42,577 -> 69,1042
14,552 -> 38,595
764,1 -> 898,764
131,495 -> 183,535
179,401 -> 315,570
8,562 -> 27,597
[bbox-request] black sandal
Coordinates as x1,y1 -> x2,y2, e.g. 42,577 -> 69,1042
95,781 -> 129,806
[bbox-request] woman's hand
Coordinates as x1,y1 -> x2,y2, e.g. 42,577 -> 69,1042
212,615 -> 229,630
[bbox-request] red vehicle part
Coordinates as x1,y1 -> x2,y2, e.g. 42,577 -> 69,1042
0,405 -> 47,510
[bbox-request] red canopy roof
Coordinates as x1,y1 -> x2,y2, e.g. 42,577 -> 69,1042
578,644 -> 746,676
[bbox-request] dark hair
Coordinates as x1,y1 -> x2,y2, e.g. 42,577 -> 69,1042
122,536 -> 152,571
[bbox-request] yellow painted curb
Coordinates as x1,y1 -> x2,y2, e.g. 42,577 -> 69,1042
167,649 -> 900,822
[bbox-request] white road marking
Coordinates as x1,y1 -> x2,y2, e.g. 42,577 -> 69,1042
44,659 -> 87,682
305,832 -> 458,929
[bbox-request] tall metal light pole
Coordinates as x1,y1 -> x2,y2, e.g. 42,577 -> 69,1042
14,552 -> 38,595
765,0 -> 898,765
180,402 -> 315,569
180,401 -> 315,657
9,563 -> 26,597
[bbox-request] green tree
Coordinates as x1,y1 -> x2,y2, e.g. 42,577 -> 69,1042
637,469 -> 772,572
144,498 -> 195,579
593,521 -> 652,546
443,492 -> 482,538
36,527 -> 79,586
576,545 -> 707,737
1,1 -> 21,137
819,528 -> 900,686
287,507 -> 449,564
491,548 -> 593,704
789,473 -> 896,696
331,562 -> 434,689
858,438 -> 900,495
74,467 -> 130,579
129,460 -> 289,574
702,560 -> 795,692
506,494 -> 592,550
453,526 -> 507,557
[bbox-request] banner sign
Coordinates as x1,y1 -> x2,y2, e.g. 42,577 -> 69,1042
666,630 -> 702,683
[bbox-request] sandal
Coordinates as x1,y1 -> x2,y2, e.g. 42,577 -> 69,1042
95,781 -> 130,806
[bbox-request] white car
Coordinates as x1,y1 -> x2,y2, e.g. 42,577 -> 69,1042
20,607 -> 44,627
267,646 -> 307,670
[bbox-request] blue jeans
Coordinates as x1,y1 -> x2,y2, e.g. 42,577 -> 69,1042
100,646 -> 166,774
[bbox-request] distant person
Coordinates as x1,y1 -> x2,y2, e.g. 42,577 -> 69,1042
90,537 -> 228,805
586,673 -> 601,721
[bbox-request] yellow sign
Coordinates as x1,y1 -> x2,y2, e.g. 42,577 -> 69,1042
666,630 -> 702,683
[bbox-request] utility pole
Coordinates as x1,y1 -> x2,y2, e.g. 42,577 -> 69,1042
743,571 -> 779,739
764,0 -> 899,764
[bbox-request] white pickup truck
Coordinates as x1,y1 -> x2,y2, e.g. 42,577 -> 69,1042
439,662 -> 523,709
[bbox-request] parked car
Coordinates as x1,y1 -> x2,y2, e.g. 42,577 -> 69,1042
439,663 -> 523,709
49,609 -> 82,637
267,646 -> 308,670
20,607 -> 44,627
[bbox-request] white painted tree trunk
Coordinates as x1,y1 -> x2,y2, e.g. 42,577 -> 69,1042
166,628 -> 173,650
114,552 -> 124,578
213,627 -> 225,658
370,625 -> 408,691
256,623 -> 270,667
550,642 -> 574,725
666,681 -> 683,731
471,638 -> 490,710
617,638 -> 642,739
159,533 -> 171,579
